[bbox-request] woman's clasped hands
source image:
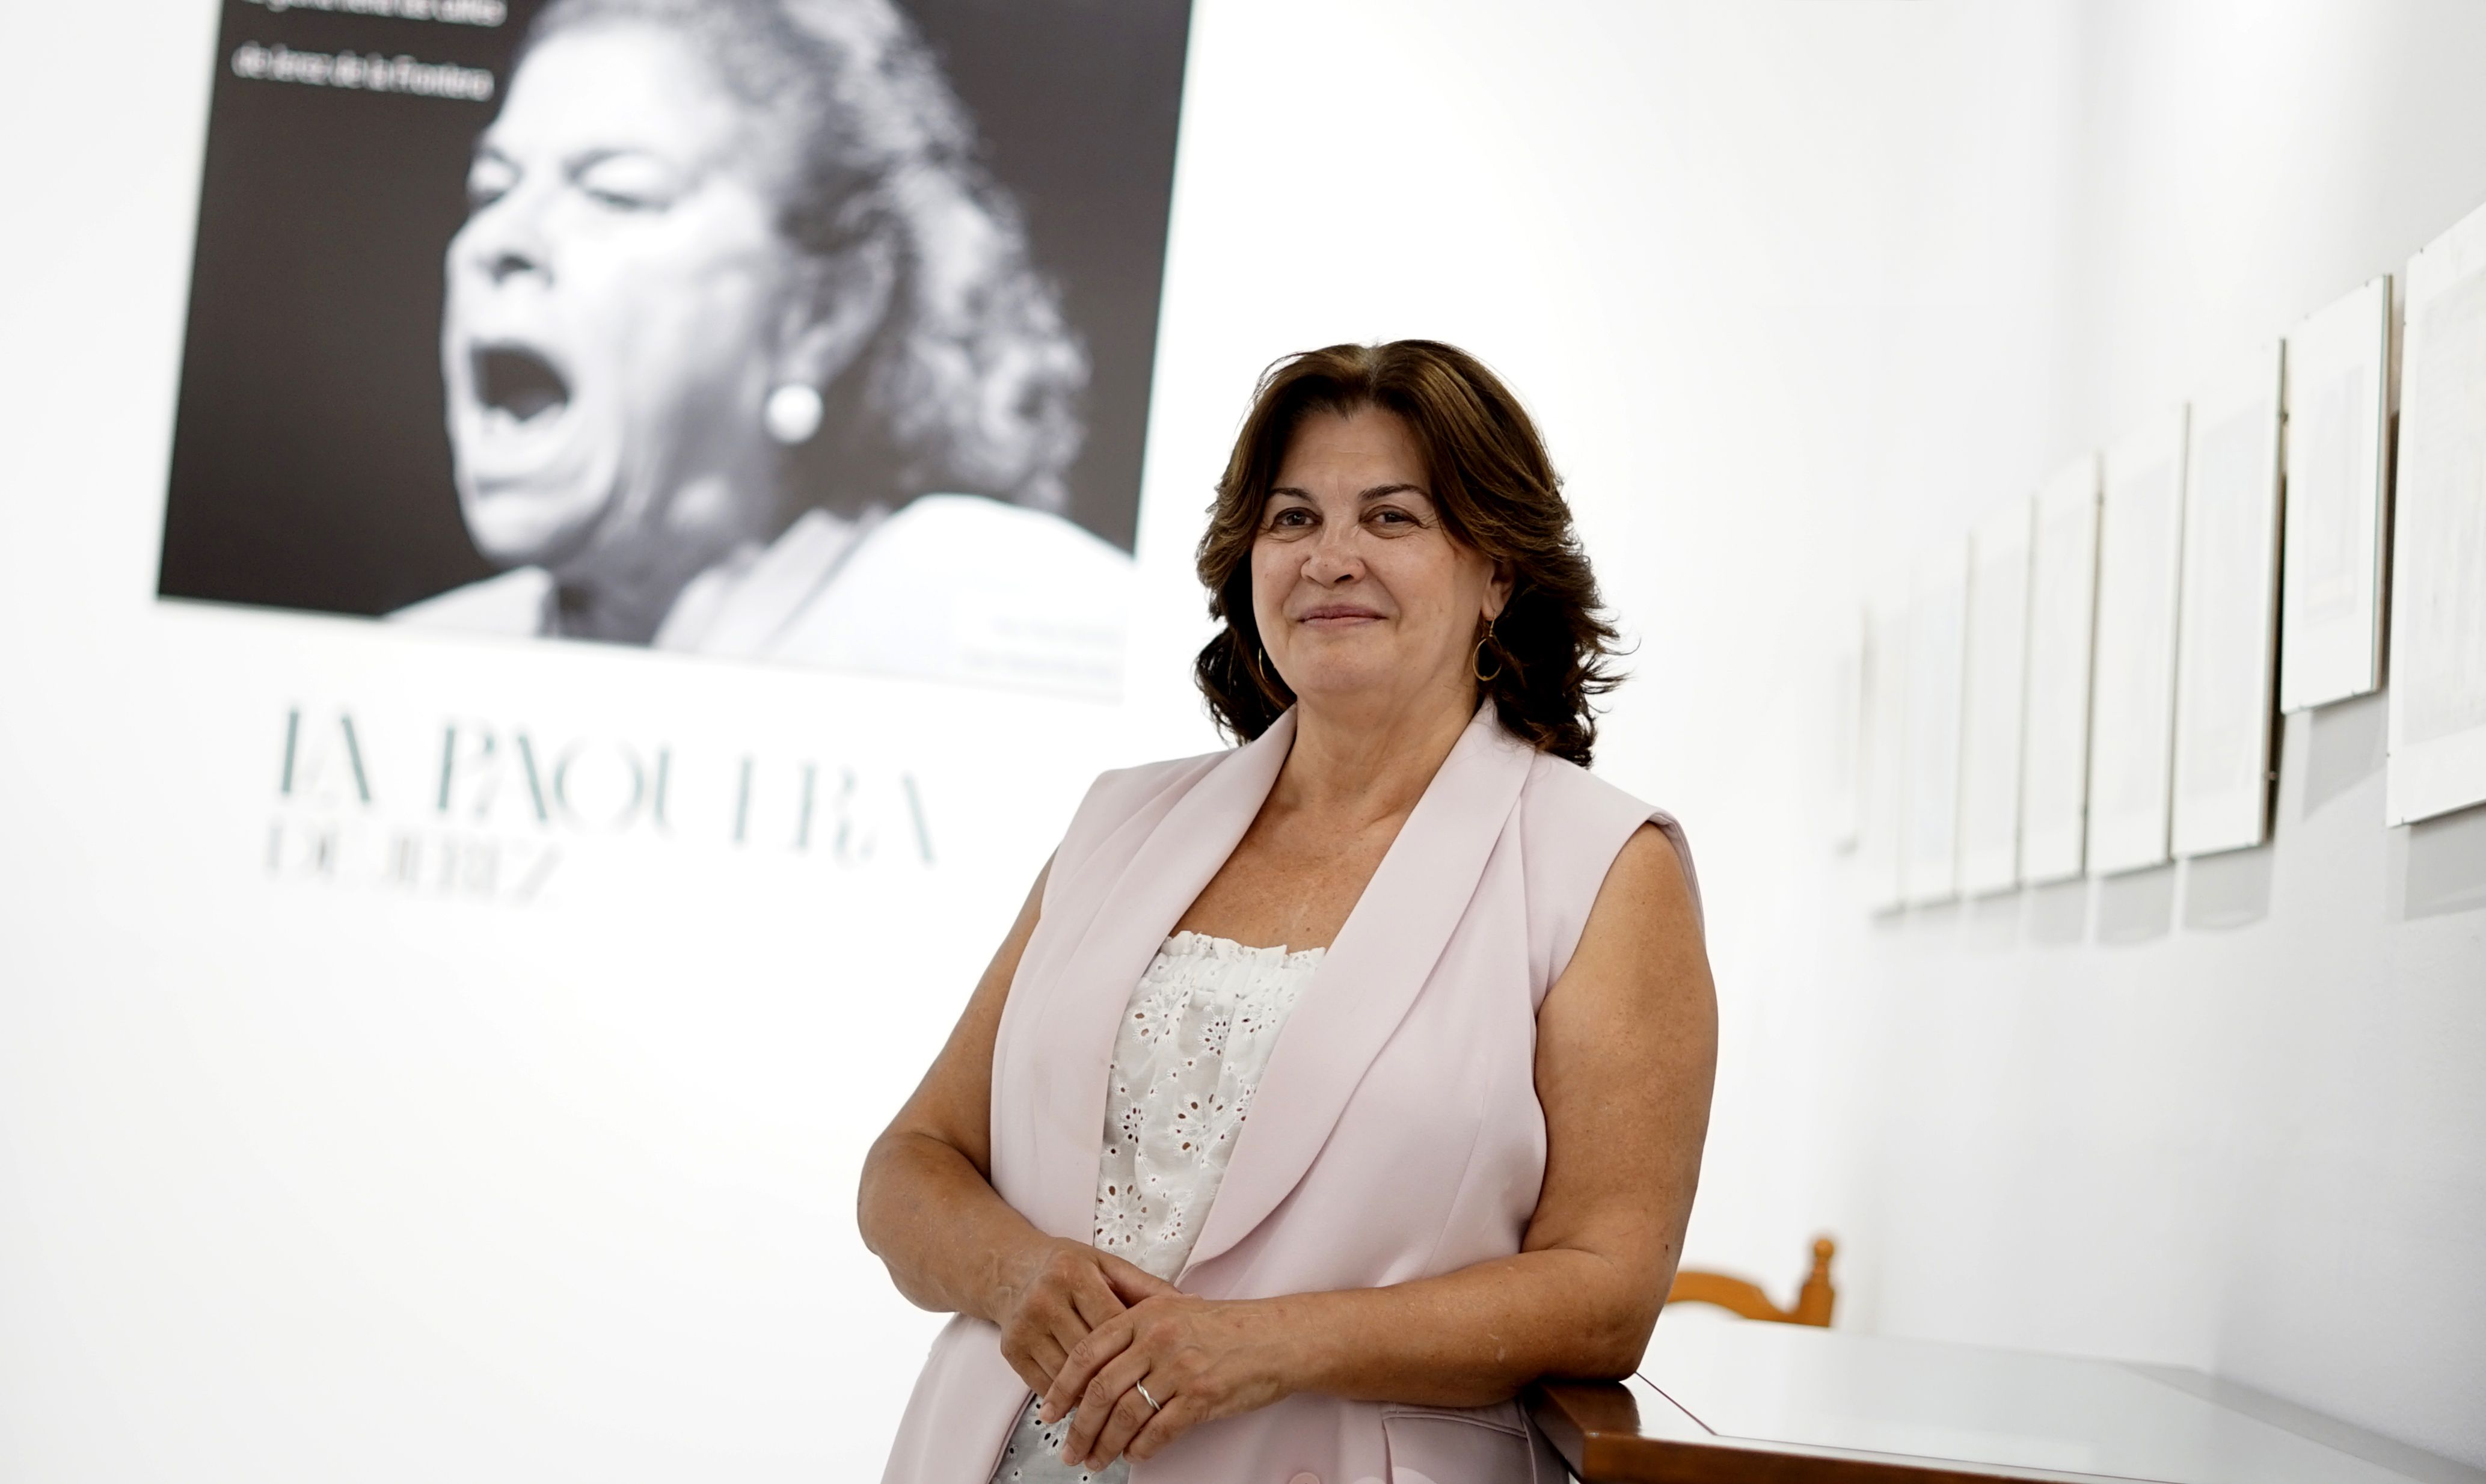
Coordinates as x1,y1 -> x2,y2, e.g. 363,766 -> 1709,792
995,1238 -> 1296,1469
1042,1289 -> 1298,1468
993,1239 -> 1171,1401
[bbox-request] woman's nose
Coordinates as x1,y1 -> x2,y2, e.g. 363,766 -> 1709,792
1302,524 -> 1364,583
456,195 -> 552,287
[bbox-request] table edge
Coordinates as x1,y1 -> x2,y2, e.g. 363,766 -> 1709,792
1529,1379 -> 2126,1484
2116,1364 -> 2485,1484
1528,1370 -> 2486,1484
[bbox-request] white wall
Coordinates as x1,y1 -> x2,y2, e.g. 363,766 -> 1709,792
1648,4 -> 2486,1471
1,2 -> 2480,1479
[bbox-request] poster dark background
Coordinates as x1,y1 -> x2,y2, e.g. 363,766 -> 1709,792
158,0 -> 1189,618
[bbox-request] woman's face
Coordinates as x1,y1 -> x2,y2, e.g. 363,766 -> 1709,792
441,22 -> 799,578
1251,406 -> 1508,714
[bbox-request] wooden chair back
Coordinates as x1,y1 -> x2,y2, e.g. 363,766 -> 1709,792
1665,1236 -> 1836,1326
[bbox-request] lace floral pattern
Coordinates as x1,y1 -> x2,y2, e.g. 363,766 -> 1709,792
993,1397 -> 1113,1484
987,932 -> 1324,1484
1089,932 -> 1323,1280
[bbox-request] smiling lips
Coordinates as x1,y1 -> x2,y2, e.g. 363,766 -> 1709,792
1299,604 -> 1386,626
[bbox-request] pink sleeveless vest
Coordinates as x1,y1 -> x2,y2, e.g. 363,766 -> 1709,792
880,704 -> 1695,1484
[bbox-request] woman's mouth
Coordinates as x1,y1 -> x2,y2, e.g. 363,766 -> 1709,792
473,342 -> 571,424
1300,605 -> 1384,626
454,337 -> 584,486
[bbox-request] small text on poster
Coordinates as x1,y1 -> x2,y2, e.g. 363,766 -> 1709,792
232,41 -> 495,102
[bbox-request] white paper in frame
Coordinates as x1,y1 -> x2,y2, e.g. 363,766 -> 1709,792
1958,497 -> 2033,895
2019,454 -> 2101,884
1861,586 -> 1909,912
2282,277 -> 2393,713
1826,606 -> 1864,851
2387,200 -> 2486,826
2171,346 -> 2284,857
1901,543 -> 1968,905
2087,408 -> 2189,875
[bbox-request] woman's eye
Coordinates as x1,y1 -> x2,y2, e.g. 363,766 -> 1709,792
1370,507 -> 1415,527
465,157 -> 517,210
575,156 -> 679,212
585,185 -> 659,212
1267,507 -> 1313,529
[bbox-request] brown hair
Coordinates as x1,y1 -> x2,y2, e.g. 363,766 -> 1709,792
1193,340 -> 1621,766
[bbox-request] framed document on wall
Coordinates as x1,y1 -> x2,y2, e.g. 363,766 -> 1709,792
1826,608 -> 1865,851
2388,201 -> 2486,825
2019,454 -> 2101,885
2282,277 -> 2394,714
1861,587 -> 1910,913
1902,544 -> 1969,906
2171,346 -> 2284,857
1958,497 -> 2033,895
2087,409 -> 2189,876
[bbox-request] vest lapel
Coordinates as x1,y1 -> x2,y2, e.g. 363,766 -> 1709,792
1013,711 -> 1297,1242
1180,704 -> 1533,1275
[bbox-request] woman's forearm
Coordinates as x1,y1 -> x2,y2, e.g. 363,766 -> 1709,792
858,1130 -> 1053,1323
1256,1246 -> 1662,1407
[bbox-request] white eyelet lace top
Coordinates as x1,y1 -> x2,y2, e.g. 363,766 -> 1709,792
988,931 -> 1326,1483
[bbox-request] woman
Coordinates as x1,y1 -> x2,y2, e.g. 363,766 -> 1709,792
393,0 -> 1129,698
860,342 -> 1716,1482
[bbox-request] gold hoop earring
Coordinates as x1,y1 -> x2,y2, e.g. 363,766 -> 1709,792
1244,636 -> 1280,695
1473,617 -> 1503,684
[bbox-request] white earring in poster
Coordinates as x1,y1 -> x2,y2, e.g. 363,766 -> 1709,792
765,384 -> 825,446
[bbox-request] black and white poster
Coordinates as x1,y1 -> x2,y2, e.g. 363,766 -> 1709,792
157,0 -> 1190,699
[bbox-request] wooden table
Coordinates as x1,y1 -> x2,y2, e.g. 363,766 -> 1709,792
1529,1318 -> 2484,1484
